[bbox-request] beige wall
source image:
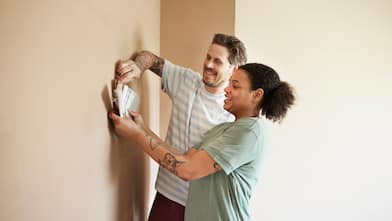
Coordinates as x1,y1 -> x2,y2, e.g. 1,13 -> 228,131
3,0 -> 391,220
160,0 -> 235,137
236,0 -> 392,220
0,0 -> 160,221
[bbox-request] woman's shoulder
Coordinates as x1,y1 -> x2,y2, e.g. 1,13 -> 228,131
232,117 -> 265,137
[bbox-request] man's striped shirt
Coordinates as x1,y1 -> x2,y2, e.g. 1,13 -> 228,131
156,60 -> 234,206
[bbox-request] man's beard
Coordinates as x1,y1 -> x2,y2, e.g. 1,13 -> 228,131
202,67 -> 222,88
202,78 -> 225,88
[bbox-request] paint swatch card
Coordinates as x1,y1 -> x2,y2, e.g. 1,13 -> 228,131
112,80 -> 140,117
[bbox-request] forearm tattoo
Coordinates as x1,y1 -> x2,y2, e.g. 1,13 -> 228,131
150,56 -> 164,76
145,135 -> 184,174
134,51 -> 164,77
159,153 -> 184,175
213,162 -> 221,171
146,135 -> 162,151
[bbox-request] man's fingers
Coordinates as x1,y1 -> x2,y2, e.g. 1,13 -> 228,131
119,73 -> 130,81
117,66 -> 130,76
115,60 -> 132,74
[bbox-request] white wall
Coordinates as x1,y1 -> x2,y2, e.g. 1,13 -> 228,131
236,0 -> 392,220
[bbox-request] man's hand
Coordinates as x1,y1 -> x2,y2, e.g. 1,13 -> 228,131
108,110 -> 145,139
115,59 -> 143,84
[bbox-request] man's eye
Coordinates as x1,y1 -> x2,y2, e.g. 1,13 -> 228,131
214,59 -> 222,65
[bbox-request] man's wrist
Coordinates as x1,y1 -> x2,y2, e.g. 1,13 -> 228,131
134,60 -> 145,73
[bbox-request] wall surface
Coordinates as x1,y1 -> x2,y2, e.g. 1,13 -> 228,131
3,0 -> 390,220
160,0 -> 235,136
236,0 -> 392,220
0,0 -> 160,221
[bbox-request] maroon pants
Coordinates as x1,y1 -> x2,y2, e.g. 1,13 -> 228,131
148,192 -> 185,221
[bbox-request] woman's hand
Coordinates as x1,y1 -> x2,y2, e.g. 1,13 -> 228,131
108,110 -> 145,139
128,110 -> 145,128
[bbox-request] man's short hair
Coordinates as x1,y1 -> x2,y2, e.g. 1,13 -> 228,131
212,33 -> 247,65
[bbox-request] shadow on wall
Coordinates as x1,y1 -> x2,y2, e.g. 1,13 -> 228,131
101,82 -> 149,221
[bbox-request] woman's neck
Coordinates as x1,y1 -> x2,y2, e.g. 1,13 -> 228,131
234,110 -> 259,121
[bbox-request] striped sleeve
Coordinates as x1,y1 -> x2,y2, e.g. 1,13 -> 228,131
161,60 -> 201,98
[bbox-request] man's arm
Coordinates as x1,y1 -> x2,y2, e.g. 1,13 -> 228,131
115,50 -> 164,83
132,50 -> 164,77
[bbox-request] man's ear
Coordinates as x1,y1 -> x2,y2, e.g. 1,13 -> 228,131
229,64 -> 239,75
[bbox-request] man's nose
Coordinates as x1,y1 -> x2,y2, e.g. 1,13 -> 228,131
205,60 -> 213,68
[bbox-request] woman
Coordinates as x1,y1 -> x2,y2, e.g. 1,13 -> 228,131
109,63 -> 295,221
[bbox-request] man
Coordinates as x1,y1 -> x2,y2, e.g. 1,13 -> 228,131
115,33 -> 247,221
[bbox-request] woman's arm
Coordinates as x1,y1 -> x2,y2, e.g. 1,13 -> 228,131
109,111 -> 222,181
135,132 -> 221,180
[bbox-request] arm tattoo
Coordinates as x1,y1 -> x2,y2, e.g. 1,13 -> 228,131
146,135 -> 163,151
134,51 -> 164,77
159,153 -> 184,175
150,57 -> 164,76
213,162 -> 221,171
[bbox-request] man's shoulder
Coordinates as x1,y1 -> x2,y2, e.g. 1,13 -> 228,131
164,60 -> 201,79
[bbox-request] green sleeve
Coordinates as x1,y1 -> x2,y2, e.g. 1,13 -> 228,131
202,124 -> 260,174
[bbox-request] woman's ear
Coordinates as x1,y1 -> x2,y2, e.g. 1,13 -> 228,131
255,88 -> 264,98
253,88 -> 264,103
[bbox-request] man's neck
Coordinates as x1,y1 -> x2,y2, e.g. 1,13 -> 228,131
204,85 -> 225,94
